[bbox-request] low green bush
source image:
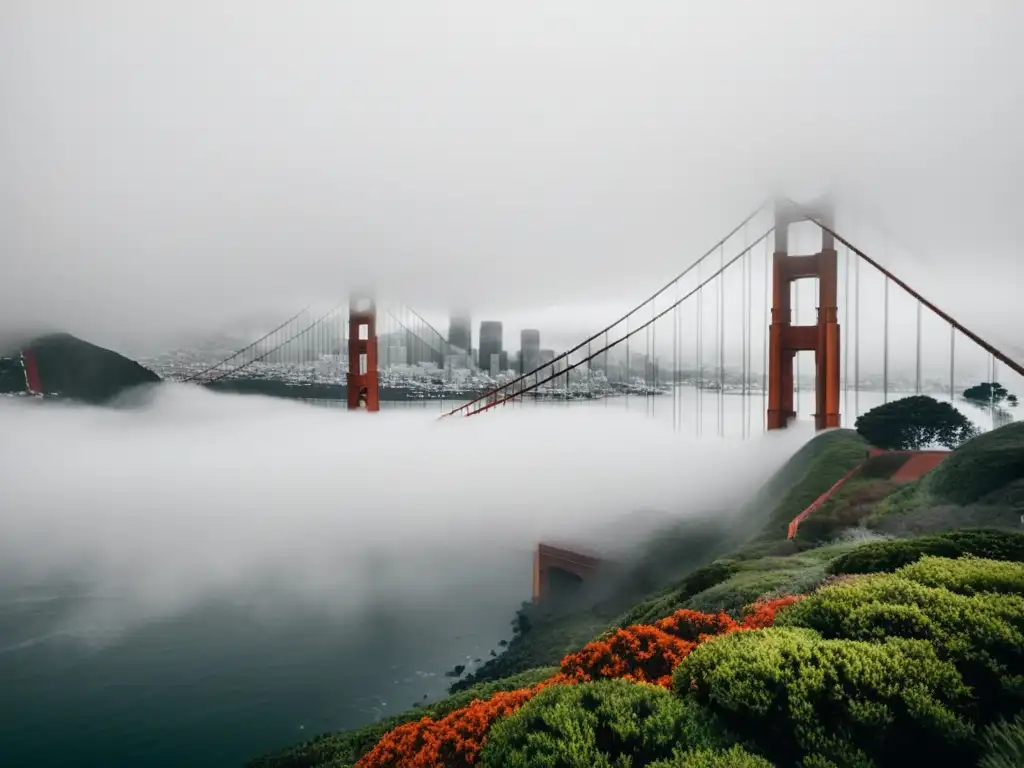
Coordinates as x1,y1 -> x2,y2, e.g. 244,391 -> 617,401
927,422 -> 1024,506
826,529 -> 1024,575
611,561 -> 742,629
775,570 -> 1024,722
479,679 -> 724,768
896,555 -> 1024,597
979,713 -> 1024,768
673,627 -> 975,767
647,745 -> 774,767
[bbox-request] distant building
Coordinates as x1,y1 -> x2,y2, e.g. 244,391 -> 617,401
449,314 -> 472,353
479,321 -> 503,377
520,329 -> 541,374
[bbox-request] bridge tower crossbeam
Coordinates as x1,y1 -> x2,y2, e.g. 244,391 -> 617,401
768,198 -> 841,431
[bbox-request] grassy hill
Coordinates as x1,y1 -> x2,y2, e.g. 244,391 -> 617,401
249,423 -> 1024,768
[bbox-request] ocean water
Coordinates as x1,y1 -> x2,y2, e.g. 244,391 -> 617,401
0,565 -> 530,768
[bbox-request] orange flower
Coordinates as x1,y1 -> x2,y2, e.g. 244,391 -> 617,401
740,595 -> 804,629
356,684 -> 546,768
559,625 -> 696,688
654,608 -> 739,642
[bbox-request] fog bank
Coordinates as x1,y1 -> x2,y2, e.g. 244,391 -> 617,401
0,387 -> 808,640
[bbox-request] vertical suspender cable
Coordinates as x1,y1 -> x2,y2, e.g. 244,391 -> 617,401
673,280 -> 679,432
843,245 -> 850,425
762,233 -> 769,431
626,315 -> 631,411
697,277 -> 703,436
854,253 -> 860,420
990,355 -> 997,429
949,325 -> 956,405
720,244 -> 726,436
883,276 -> 890,403
741,239 -> 748,438
749,228 -> 757,438
915,301 -> 922,395
650,302 -> 655,417
587,339 -> 592,402
794,228 -> 801,417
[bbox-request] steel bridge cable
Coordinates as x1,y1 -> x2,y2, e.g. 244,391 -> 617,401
457,226 -> 776,417
762,233 -> 769,431
950,326 -> 956,404
202,304 -> 344,384
843,245 -> 850,424
673,279 -> 678,432
718,242 -> 725,437
697,273 -> 703,435
441,201 -> 771,418
855,250 -> 860,420
883,276 -> 890,404
181,305 -> 313,382
921,303 -> 929,397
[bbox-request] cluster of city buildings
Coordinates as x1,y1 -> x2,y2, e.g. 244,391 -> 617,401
445,314 -> 554,379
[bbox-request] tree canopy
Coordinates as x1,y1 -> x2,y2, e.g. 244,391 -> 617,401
854,395 -> 978,450
964,382 -> 1018,409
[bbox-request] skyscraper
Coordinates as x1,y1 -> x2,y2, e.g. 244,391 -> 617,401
520,329 -> 541,374
479,321 -> 503,376
449,314 -> 472,353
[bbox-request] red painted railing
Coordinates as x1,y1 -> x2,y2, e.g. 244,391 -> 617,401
787,462 -> 866,540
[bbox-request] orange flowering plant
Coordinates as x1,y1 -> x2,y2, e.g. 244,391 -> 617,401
356,595 -> 804,767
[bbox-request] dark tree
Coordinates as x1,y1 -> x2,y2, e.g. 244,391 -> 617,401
855,395 -> 979,450
963,382 -> 1018,409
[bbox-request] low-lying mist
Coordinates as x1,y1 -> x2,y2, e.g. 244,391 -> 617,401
0,386 -> 810,642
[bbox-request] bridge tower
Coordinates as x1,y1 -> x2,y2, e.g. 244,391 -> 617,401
347,294 -> 380,411
767,198 -> 840,431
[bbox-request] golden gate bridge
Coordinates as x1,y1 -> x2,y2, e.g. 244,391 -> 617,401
172,196 -> 1024,434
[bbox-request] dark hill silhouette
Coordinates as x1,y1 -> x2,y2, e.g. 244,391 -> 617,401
0,333 -> 161,403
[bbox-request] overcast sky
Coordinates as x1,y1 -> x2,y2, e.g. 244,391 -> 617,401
2,1 -> 1022,375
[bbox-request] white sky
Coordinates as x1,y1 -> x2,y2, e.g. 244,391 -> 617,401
2,1 -> 1022,380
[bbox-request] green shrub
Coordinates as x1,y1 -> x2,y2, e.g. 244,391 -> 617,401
775,571 -> 1024,722
647,745 -> 774,767
896,555 -> 1024,597
927,422 -> 1024,505
479,679 -> 724,768
611,561 -> 742,629
826,529 -> 1024,575
673,627 -> 974,767
979,713 -> 1024,768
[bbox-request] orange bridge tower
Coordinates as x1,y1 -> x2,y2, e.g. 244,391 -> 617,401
347,293 -> 380,411
767,198 -> 840,431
